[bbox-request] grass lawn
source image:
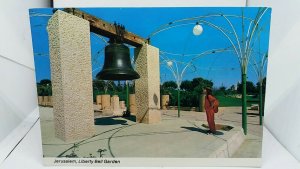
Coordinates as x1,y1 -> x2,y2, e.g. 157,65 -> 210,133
216,95 -> 258,107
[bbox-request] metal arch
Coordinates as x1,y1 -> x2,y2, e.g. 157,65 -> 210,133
148,14 -> 256,39
160,47 -> 233,89
149,18 -> 243,66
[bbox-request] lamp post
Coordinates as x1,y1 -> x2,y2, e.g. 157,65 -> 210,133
125,80 -> 130,117
149,7 -> 270,134
166,60 -> 181,117
161,48 -> 230,118
250,52 -> 268,125
193,22 -> 203,36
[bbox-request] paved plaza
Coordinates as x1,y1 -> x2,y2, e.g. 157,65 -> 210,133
39,106 -> 262,158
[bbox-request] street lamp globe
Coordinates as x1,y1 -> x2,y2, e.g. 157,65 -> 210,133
167,61 -> 173,67
193,22 -> 203,36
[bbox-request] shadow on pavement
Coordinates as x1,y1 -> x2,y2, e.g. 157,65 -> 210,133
123,115 -> 136,122
212,131 -> 224,135
201,124 -> 233,131
237,112 -> 259,116
181,126 -> 209,134
95,117 -> 128,125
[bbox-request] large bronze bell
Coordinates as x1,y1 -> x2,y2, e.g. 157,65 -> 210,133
96,41 -> 140,80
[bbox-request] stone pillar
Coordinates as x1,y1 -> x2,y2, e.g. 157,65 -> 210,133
199,93 -> 205,112
161,95 -> 170,110
48,96 -> 53,107
111,95 -> 123,116
96,95 -> 102,108
129,94 -> 137,116
43,96 -> 49,106
47,10 -> 95,142
111,95 -> 120,110
38,96 -> 43,106
134,45 -> 161,123
101,94 -> 111,110
119,101 -> 126,110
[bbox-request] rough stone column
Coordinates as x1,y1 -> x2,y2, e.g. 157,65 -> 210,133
47,10 -> 95,142
43,96 -> 49,106
161,95 -> 170,110
101,94 -> 111,110
38,96 -> 43,106
96,95 -> 102,105
48,96 -> 53,107
119,101 -> 126,110
129,94 -> 137,115
199,93 -> 205,112
134,44 -> 161,123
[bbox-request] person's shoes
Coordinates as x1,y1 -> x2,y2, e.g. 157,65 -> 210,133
207,130 -> 217,135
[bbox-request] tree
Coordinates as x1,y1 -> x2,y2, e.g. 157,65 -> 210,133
162,81 -> 177,89
237,81 -> 257,94
161,77 -> 213,107
180,80 -> 193,91
256,77 -> 266,94
37,79 -> 52,96
93,79 -> 116,94
93,79 -> 105,91
191,77 -> 213,93
39,79 -> 51,85
256,77 -> 267,118
115,81 -> 124,92
219,86 -> 226,92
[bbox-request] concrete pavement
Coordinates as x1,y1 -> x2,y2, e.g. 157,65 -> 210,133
39,106 -> 262,158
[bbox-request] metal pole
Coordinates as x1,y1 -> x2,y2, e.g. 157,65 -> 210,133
126,81 -> 130,113
177,89 -> 181,117
242,73 -> 248,135
259,82 -> 263,125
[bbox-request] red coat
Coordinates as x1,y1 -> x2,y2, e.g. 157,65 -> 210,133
205,95 -> 216,132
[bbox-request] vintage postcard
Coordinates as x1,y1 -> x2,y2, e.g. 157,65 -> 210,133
29,7 -> 271,167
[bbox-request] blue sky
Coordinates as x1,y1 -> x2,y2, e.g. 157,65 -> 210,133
29,7 -> 271,88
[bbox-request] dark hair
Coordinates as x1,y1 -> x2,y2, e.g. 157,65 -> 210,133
205,87 -> 212,95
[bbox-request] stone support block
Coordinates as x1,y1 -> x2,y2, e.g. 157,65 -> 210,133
199,93 -> 205,112
101,94 -> 111,110
129,94 -> 137,116
38,96 -> 43,106
43,96 -> 49,106
111,95 -> 123,116
134,45 -> 161,123
96,95 -> 102,105
161,95 -> 170,110
48,10 -> 95,142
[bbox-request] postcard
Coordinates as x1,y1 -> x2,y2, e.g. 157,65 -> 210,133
29,7 -> 271,167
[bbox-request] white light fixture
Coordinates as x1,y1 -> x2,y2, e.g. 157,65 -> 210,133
167,61 -> 173,67
193,22 -> 203,36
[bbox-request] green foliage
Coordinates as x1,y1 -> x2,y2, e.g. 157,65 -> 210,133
162,81 -> 177,89
39,79 -> 51,85
180,80 -> 193,91
213,85 -> 238,96
237,81 -> 257,94
92,80 -> 132,102
161,76 -> 264,107
256,77 -> 266,94
191,77 -> 213,93
37,79 -> 52,96
161,80 -> 178,95
180,91 -> 199,107
162,77 -> 213,107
